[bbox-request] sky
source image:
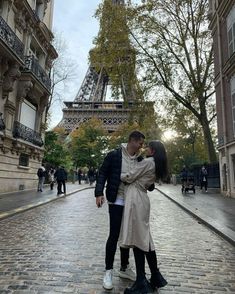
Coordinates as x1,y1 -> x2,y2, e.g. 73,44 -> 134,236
50,0 -> 101,128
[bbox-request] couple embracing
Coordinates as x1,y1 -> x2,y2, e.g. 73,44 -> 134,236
95,131 -> 168,294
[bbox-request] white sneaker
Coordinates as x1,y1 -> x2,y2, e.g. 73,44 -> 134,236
103,269 -> 113,290
119,265 -> 136,281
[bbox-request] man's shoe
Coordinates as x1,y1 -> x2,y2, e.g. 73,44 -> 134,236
150,271 -> 167,289
103,269 -> 113,290
124,278 -> 154,294
119,265 -> 136,281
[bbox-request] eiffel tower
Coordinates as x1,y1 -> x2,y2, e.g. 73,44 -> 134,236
59,0 -> 148,133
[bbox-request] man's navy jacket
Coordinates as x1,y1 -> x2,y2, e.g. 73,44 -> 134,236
95,147 -> 154,203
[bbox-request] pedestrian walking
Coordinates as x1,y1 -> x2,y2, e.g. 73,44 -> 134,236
37,163 -> 46,192
95,131 -> 149,290
180,165 -> 188,185
55,166 -> 67,195
119,140 -> 168,293
200,164 -> 208,192
48,168 -> 55,190
88,167 -> 96,185
77,168 -> 82,184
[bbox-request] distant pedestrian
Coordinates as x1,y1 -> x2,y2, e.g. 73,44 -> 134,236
48,168 -> 55,190
88,167 -> 96,185
37,163 -> 46,192
55,166 -> 67,195
77,168 -> 82,184
200,165 -> 208,192
180,165 -> 188,184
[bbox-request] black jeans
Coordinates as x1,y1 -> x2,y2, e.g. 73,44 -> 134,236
200,180 -> 208,191
105,204 -> 129,270
57,180 -> 66,194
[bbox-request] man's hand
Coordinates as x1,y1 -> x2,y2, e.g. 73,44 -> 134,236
96,196 -> 105,208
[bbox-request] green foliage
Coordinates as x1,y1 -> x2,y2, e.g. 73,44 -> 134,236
43,130 -> 72,169
127,0 -> 217,162
70,118 -> 109,168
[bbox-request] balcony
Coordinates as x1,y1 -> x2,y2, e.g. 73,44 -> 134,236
0,113 -> 5,131
0,16 -> 24,61
13,121 -> 43,147
22,55 -> 51,92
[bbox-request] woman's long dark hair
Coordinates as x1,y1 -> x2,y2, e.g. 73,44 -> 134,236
149,140 -> 168,180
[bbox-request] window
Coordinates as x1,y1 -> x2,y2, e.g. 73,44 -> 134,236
20,100 -> 36,130
19,153 -> 29,167
231,76 -> 235,136
35,0 -> 44,21
227,5 -> 235,57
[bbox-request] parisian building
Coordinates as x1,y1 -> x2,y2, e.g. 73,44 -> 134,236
0,0 -> 57,193
209,0 -> 235,197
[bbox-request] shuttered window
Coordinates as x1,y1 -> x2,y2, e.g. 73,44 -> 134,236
20,100 -> 36,130
227,5 -> 235,57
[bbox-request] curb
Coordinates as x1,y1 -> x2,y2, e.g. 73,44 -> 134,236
0,187 -> 93,221
156,188 -> 235,247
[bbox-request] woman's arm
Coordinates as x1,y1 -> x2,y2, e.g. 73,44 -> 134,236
121,159 -> 154,183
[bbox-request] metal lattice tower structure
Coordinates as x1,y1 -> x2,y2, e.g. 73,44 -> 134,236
58,0 -> 151,133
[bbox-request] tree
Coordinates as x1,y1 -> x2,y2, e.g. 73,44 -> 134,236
46,32 -> 77,124
128,0 -> 217,162
70,118 -> 109,168
43,130 -> 72,169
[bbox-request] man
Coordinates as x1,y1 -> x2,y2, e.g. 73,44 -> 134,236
37,163 -> 46,192
88,167 -> 96,186
55,166 -> 68,195
77,168 -> 82,184
95,131 -> 145,290
200,164 -> 208,192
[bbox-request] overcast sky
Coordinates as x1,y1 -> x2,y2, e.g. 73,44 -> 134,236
50,0 -> 101,128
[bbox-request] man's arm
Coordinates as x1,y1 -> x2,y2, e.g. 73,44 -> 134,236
95,151 -> 113,207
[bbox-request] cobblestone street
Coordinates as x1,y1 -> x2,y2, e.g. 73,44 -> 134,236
0,189 -> 234,294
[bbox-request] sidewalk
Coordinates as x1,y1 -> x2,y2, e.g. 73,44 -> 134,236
0,182 -> 93,221
156,184 -> 235,246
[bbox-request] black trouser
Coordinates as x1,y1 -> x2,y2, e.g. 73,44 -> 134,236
57,180 -> 66,194
200,180 -> 208,191
50,181 -> 54,190
105,204 -> 129,270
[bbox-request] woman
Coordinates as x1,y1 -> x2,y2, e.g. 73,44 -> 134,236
48,168 -> 55,190
119,141 -> 168,294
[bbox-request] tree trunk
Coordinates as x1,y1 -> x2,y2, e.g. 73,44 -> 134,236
200,117 -> 217,163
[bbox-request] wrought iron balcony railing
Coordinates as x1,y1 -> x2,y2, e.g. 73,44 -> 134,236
0,16 -> 24,61
13,121 -> 43,147
23,55 -> 51,92
0,113 -> 5,131
32,10 -> 41,23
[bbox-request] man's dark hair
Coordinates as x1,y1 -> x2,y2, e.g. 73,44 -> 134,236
128,130 -> 145,141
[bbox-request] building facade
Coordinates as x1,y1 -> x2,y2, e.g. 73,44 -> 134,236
209,0 -> 235,197
0,0 -> 57,193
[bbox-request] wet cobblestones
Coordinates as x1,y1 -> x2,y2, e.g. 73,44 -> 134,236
0,189 -> 234,293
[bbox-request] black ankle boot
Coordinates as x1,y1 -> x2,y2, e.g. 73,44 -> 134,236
150,271 -> 168,289
124,278 -> 154,294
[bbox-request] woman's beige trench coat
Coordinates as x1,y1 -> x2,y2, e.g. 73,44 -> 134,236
118,157 -> 156,252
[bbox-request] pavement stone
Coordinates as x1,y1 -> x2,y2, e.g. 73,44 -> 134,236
156,184 -> 235,246
0,189 -> 234,293
0,183 -> 92,221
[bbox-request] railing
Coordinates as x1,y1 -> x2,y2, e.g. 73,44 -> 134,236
0,16 -> 24,61
23,55 -> 51,91
13,121 -> 43,147
32,10 -> 41,23
0,113 -> 5,131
